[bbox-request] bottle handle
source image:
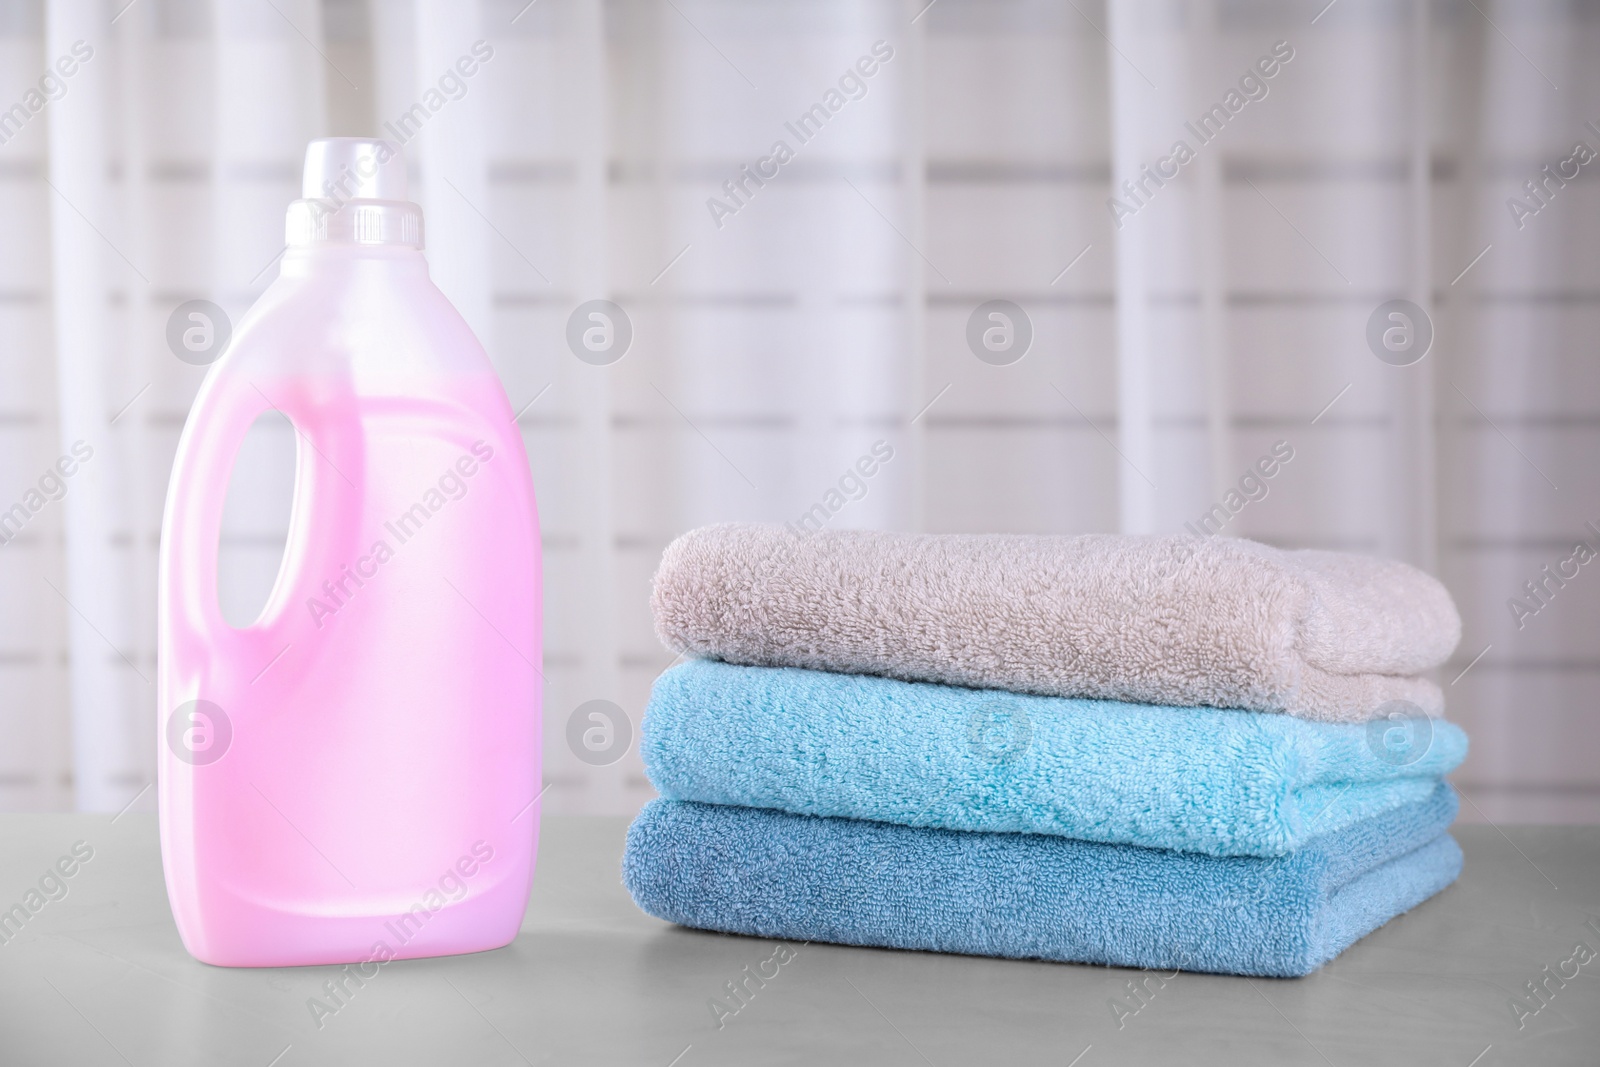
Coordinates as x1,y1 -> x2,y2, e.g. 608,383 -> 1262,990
164,372 -> 366,683
163,372 -> 276,664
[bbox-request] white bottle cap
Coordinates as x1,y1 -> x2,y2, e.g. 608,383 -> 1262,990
302,137 -> 409,200
286,137 -> 423,249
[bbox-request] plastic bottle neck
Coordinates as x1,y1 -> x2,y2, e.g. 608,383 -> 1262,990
277,242 -> 430,279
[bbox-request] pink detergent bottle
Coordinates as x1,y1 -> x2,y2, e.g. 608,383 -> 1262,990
158,138 -> 541,967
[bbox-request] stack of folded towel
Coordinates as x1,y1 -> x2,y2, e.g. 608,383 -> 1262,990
623,524 -> 1467,977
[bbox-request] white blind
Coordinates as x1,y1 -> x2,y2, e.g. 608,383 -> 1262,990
1,0 -> 1596,823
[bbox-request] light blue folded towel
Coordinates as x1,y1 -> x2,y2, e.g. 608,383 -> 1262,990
643,660 -> 1468,857
623,784 -> 1463,978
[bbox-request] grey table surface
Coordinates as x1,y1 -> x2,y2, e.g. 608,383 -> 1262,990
0,815 -> 1596,1067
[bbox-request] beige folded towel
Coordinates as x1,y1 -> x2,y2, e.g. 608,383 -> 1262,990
651,524 -> 1461,722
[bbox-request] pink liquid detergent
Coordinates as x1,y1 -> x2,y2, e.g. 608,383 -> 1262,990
158,139 -> 541,967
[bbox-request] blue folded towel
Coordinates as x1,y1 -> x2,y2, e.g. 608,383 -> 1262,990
623,784 -> 1463,978
643,661 -> 1468,857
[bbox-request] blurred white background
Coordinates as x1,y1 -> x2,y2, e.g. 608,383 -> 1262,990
1,0 -> 1596,821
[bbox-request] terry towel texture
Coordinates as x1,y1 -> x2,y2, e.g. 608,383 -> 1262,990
623,785 -> 1463,978
651,524 -> 1462,721
643,661 -> 1470,857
